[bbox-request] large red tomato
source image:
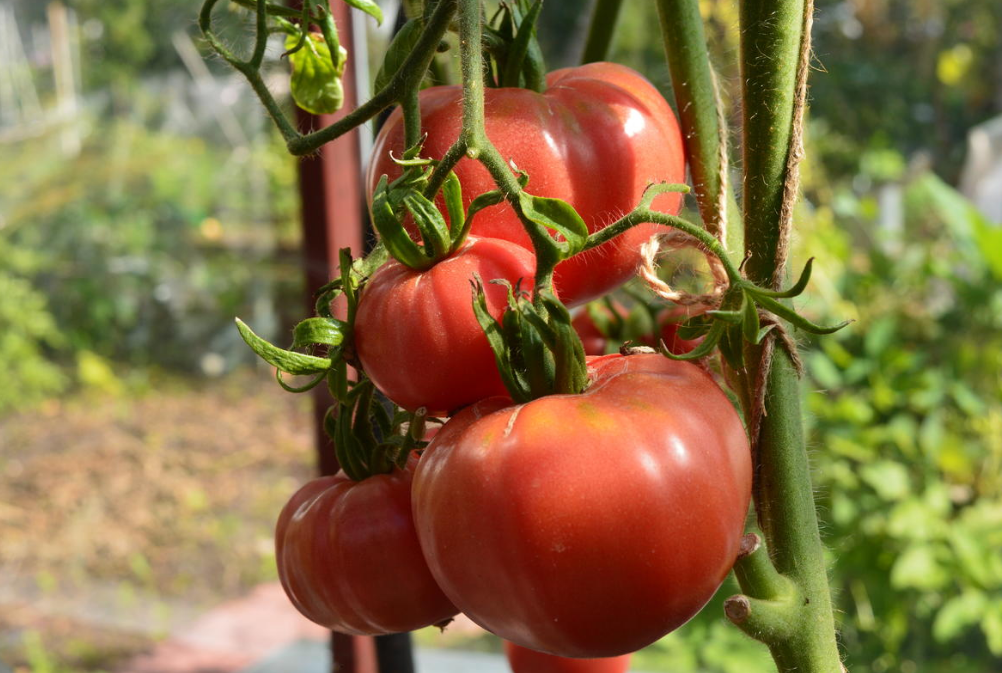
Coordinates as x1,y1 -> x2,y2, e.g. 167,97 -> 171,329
275,455 -> 457,635
354,236 -> 535,415
411,353 -> 751,657
504,641 -> 632,673
368,62 -> 686,307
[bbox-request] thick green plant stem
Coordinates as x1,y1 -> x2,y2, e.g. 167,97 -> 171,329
453,0 -> 562,298
581,0 -> 624,64
735,0 -> 843,670
655,0 -> 733,249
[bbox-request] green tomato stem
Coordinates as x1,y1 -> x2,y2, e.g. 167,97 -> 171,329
581,0 -> 625,65
734,0 -> 842,668
655,0 -> 734,249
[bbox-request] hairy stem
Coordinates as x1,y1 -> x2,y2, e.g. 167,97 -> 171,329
736,0 -> 842,670
655,0 -> 733,249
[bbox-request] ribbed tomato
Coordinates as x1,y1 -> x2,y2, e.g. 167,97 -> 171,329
411,353 -> 751,657
368,62 -> 685,307
275,455 -> 457,635
354,236 -> 536,415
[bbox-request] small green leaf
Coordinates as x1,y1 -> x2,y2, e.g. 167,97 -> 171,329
292,317 -> 346,350
342,0 -> 383,25
235,318 -> 331,375
373,18 -> 421,93
517,193 -> 589,258
286,33 -> 346,115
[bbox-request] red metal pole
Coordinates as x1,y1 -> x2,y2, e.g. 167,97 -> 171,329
293,3 -> 377,672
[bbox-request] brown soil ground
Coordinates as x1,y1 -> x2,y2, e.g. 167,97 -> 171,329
0,370 -> 316,671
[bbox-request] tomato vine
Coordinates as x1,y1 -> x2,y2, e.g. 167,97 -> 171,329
201,0 -> 848,670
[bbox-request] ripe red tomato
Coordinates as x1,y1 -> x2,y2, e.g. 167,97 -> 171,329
275,455 -> 457,635
504,641 -> 632,673
354,236 -> 536,415
412,353 -> 751,657
368,62 -> 686,307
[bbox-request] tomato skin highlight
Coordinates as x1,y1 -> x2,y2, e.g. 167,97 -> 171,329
504,641 -> 632,673
368,62 -> 686,307
412,354 -> 751,657
275,457 -> 457,635
354,237 -> 536,415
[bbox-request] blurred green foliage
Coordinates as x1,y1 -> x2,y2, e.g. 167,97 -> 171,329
796,141 -> 1002,672
0,115 -> 300,413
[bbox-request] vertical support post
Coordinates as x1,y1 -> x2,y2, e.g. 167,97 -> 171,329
293,2 -> 374,672
292,3 -> 415,672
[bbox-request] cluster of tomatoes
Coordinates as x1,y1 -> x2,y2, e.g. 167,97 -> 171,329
274,62 -> 753,665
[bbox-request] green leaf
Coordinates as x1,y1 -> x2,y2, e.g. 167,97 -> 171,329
292,317 -> 346,350
442,173 -> 467,244
373,18 -> 421,92
517,193 -> 589,258
342,0 -> 383,25
286,32 -> 346,115
235,318 -> 331,375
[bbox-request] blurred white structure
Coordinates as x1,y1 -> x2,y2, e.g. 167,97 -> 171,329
959,115 -> 1002,224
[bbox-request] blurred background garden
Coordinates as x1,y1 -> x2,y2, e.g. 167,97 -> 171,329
0,0 -> 1000,671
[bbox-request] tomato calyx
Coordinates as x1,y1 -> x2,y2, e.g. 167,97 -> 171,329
481,0 -> 547,92
660,258 -> 851,370
472,279 -> 588,402
323,360 -> 434,481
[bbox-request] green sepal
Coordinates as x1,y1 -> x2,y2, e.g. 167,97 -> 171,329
501,286 -> 551,400
719,323 -> 746,370
754,294 -> 851,335
235,318 -> 332,375
517,192 -> 589,260
638,181 -> 691,209
676,314 -> 713,340
747,258 -> 815,299
471,276 -> 530,402
342,0 -> 383,26
541,293 -> 589,395
662,320 -> 725,361
742,295 -> 762,344
373,18 -> 421,92
403,190 -> 451,260
707,308 -> 745,325
353,242 -> 389,279
442,173 -> 468,245
501,0 -> 543,87
285,32 -> 346,115
371,175 -> 430,269
292,317 -> 346,350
